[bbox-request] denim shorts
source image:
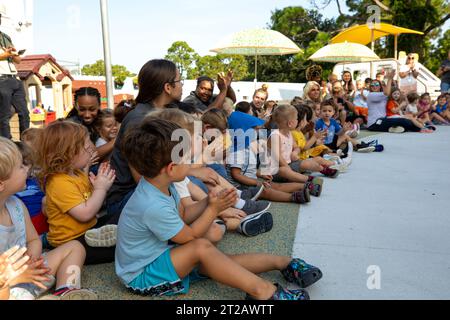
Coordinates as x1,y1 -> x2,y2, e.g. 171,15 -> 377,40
127,249 -> 207,297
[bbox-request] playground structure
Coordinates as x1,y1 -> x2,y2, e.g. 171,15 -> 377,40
329,23 -> 441,99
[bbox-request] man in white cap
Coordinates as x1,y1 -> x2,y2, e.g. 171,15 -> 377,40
0,4 -> 29,139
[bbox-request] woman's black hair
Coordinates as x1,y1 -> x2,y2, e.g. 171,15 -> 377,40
135,59 -> 178,104
235,101 -> 251,114
66,87 -> 102,119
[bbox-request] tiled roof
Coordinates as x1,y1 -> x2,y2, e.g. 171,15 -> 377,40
16,54 -> 73,81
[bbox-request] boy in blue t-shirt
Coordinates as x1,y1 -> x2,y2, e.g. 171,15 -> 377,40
315,101 -> 371,152
115,118 -> 322,300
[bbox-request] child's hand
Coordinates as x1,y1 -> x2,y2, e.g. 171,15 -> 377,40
89,150 -> 100,167
89,162 -> 116,192
209,188 -> 238,214
7,257 -> 51,290
0,246 -> 30,289
218,208 -> 246,220
314,130 -> 326,140
343,122 -> 353,132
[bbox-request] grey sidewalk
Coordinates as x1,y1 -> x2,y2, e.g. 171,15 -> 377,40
293,127 -> 450,299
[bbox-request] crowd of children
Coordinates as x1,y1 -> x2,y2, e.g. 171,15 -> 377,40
1,58 -> 449,301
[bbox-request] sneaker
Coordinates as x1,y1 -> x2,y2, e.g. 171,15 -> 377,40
291,188 -> 310,204
240,184 -> 265,201
355,145 -> 376,153
323,154 -> 341,162
388,126 -> 405,133
320,167 -> 339,178
40,288 -> 98,300
241,200 -> 271,216
281,258 -> 323,288
373,144 -> 384,152
329,158 -> 348,172
305,177 -> 323,197
237,211 -> 273,237
246,283 -> 310,301
425,124 -> 436,131
214,219 -> 227,233
9,287 -> 36,300
85,224 -> 117,248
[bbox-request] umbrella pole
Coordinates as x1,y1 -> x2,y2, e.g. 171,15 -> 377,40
371,29 -> 375,52
254,54 -> 258,89
394,34 -> 398,59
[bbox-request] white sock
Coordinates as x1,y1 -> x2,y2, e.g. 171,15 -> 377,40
236,190 -> 242,197
234,198 -> 245,209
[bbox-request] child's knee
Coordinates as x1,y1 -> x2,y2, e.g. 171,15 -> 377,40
193,238 -> 214,254
63,240 -> 86,259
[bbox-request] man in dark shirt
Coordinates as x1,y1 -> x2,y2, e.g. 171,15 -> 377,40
0,6 -> 29,139
183,71 -> 236,112
438,49 -> 450,93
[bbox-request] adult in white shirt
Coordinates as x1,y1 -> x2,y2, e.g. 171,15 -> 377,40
399,54 -> 419,95
366,70 -> 420,133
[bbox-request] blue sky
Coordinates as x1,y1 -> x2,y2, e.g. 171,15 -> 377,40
33,0 -> 353,73
33,1 -> 447,74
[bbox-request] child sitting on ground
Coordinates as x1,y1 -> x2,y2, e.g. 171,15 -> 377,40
114,99 -> 136,124
115,118 -> 323,300
148,108 -> 273,237
316,100 -> 375,154
418,93 -> 448,125
291,105 -> 341,176
388,89 -> 433,132
14,141 -> 48,238
431,94 -> 450,123
269,105 -> 324,197
93,109 -> 119,162
0,137 -> 96,300
36,121 -> 117,265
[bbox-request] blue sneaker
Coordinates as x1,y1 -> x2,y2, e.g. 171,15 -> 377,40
281,258 -> 323,288
246,283 -> 310,301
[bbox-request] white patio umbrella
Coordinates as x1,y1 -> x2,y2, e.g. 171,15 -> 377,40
309,42 -> 380,63
210,28 -> 302,84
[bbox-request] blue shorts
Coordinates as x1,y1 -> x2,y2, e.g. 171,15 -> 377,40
127,249 -> 207,297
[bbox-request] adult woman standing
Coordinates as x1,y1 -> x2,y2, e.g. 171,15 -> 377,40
399,54 -> 419,95
367,70 -> 420,133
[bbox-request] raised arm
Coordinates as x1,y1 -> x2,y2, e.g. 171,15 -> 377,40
383,70 -> 396,96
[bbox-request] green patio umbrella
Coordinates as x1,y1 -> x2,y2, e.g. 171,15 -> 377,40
210,28 -> 302,84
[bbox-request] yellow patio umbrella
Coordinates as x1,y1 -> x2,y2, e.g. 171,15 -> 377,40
308,42 -> 380,63
331,23 -> 424,59
210,28 -> 302,83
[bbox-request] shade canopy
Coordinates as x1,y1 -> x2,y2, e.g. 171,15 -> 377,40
331,23 -> 424,45
210,28 -> 302,56
308,42 -> 380,63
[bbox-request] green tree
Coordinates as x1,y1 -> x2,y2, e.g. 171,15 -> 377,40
81,60 -> 135,87
244,6 -> 340,82
309,0 -> 449,75
165,41 -> 199,79
192,54 -> 249,81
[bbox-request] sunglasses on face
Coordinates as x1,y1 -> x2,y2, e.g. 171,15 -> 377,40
371,83 -> 380,87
